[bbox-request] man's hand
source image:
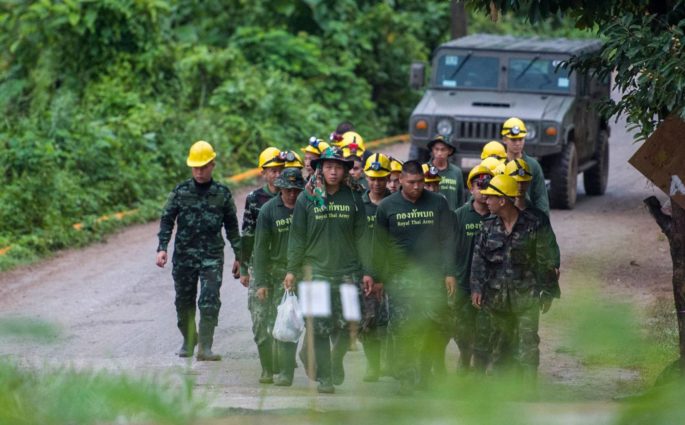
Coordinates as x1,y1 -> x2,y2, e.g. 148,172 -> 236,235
445,276 -> 456,297
239,274 -> 250,288
540,294 -> 553,314
362,275 -> 375,296
471,292 -> 482,309
256,287 -> 268,302
156,251 -> 167,268
232,260 -> 240,279
283,273 -> 296,291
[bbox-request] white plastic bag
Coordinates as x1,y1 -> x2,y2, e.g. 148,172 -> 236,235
272,292 -> 305,343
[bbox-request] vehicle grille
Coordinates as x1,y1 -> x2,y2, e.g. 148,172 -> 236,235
454,120 -> 501,143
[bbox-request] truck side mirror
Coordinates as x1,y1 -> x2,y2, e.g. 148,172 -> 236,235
409,62 -> 426,90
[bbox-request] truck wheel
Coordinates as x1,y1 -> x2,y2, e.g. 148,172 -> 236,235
549,142 -> 578,209
583,130 -> 609,196
409,144 -> 430,162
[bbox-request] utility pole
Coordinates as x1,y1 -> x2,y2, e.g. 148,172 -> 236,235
451,0 -> 468,40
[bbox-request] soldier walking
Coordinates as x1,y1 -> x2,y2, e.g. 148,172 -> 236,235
427,136 -> 465,210
470,174 -> 560,384
283,147 -> 370,394
156,140 -> 241,361
373,160 -> 456,395
252,168 -> 305,386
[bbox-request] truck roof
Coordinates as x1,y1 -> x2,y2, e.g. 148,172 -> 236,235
439,34 -> 602,55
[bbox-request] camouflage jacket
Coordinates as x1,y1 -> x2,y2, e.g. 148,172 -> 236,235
157,178 -> 241,261
470,209 -> 560,308
240,185 -> 277,274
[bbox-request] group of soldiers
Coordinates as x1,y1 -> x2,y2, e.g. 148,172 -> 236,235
156,118 -> 561,396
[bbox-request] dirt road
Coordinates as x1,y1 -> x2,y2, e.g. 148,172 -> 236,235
0,120 -> 672,416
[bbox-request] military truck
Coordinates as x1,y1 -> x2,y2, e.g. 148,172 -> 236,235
408,34 -> 610,209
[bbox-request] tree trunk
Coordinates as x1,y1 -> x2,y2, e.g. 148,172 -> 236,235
645,196 -> 685,375
451,1 -> 468,39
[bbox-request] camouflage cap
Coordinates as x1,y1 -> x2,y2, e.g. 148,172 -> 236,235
427,135 -> 457,156
310,146 -> 353,170
274,167 -> 305,190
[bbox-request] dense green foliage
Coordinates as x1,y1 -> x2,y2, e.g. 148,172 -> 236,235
0,0 -> 595,267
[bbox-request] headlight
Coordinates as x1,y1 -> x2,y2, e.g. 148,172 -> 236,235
525,124 -> 537,140
437,119 -> 453,137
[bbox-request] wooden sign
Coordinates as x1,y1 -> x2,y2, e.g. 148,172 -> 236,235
628,115 -> 685,209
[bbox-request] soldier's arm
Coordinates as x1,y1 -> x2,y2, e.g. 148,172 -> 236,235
222,188 -> 242,258
456,171 -> 465,209
535,221 -> 560,299
252,206 -> 272,290
469,227 -> 488,296
286,194 -> 307,278
440,201 -> 458,279
157,189 -> 179,252
353,194 -> 371,276
371,203 -> 391,283
240,194 -> 257,275
530,162 -> 550,215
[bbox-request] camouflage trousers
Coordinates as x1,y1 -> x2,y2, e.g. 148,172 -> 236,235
248,267 -> 287,346
387,284 -> 452,384
359,290 -> 390,342
483,290 -> 541,372
172,256 -> 224,333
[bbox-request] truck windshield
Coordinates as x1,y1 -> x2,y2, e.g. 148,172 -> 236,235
507,57 -> 571,93
434,54 -> 499,89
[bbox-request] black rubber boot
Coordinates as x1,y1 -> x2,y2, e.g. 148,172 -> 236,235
331,330 -> 349,386
257,341 -> 274,384
274,342 -> 297,386
314,335 -> 334,394
196,322 -> 221,361
362,338 -> 381,382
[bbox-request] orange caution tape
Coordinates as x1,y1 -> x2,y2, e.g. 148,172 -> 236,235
0,246 -> 11,256
73,209 -> 139,231
227,134 -> 409,184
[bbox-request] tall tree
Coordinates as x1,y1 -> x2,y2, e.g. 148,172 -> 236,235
465,0 -> 685,376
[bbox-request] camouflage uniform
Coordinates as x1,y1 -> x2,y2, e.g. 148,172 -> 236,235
241,185 -> 277,380
470,209 -> 560,374
157,178 -> 241,350
241,186 -> 277,345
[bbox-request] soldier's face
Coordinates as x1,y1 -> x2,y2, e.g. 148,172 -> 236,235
400,172 -> 424,201
304,153 -> 318,176
431,143 -> 453,161
263,166 -> 283,187
425,182 -> 440,192
485,195 -> 506,215
281,188 -> 301,207
518,180 -> 531,194
191,160 -> 215,184
349,159 -> 363,180
322,161 -> 345,186
387,173 -> 401,193
367,176 -> 388,196
503,136 -> 525,156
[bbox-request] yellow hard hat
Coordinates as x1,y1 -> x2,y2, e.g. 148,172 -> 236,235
301,137 -> 330,155
501,117 -> 527,139
341,141 -> 365,160
389,157 -> 404,173
284,151 -> 304,169
422,163 -> 442,184
364,153 -> 391,178
340,131 -> 365,150
481,141 -> 507,160
258,147 -> 285,169
481,157 -> 505,175
467,164 -> 494,189
187,140 -> 217,167
505,159 -> 533,182
479,174 -> 520,198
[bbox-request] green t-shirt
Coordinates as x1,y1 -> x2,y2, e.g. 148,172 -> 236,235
454,200 -> 490,294
287,185 -> 367,277
253,194 -> 294,289
430,161 -> 465,211
373,190 -> 457,288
